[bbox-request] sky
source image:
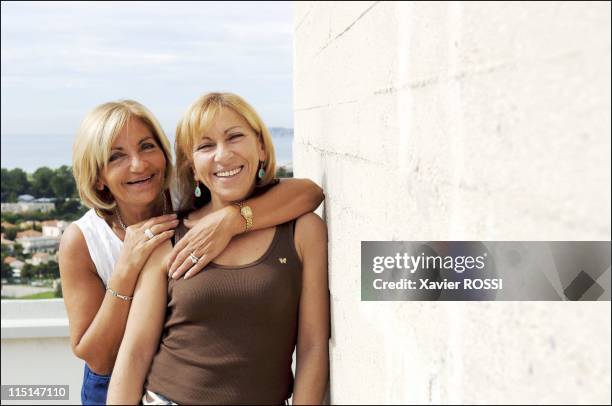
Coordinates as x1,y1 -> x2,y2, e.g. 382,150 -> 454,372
0,1 -> 294,138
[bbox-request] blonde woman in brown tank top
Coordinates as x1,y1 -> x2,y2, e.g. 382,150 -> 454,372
107,93 -> 330,405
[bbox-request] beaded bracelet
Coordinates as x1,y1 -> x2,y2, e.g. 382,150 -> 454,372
106,287 -> 133,301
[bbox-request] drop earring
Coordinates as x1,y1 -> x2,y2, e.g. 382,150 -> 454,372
194,181 -> 202,197
258,161 -> 265,180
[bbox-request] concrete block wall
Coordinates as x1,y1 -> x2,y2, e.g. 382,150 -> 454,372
1,299 -> 83,405
294,2 -> 611,404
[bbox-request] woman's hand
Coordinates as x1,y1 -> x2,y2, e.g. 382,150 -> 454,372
167,206 -> 240,280
115,213 -> 178,284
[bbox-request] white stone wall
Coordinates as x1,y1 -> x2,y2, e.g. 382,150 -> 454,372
1,299 -> 82,405
294,2 -> 611,404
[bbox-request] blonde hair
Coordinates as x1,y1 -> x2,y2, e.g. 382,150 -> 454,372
175,92 -> 276,211
72,100 -> 173,213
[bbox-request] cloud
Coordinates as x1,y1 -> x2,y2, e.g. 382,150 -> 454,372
1,1 -> 294,134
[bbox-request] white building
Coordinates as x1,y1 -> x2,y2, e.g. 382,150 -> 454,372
0,234 -> 15,252
17,194 -> 35,202
26,252 -> 55,266
1,202 -> 55,213
15,236 -> 60,254
42,220 -> 69,238
8,259 -> 24,278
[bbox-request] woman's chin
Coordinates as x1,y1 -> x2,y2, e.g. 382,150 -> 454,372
209,185 -> 255,205
117,189 -> 162,208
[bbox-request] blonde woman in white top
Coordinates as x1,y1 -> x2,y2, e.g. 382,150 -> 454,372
59,99 -> 324,405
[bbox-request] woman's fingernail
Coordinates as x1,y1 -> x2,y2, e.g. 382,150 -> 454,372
184,274 -> 190,280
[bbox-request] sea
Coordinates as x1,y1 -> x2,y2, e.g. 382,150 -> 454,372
0,128 -> 293,173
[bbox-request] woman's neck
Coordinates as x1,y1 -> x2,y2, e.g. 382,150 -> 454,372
115,193 -> 166,227
190,185 -> 254,221
208,194 -> 231,212
208,184 -> 256,212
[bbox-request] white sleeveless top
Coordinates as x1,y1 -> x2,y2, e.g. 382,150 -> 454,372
73,209 -> 123,287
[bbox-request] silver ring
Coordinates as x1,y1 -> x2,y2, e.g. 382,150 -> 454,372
144,228 -> 155,240
188,252 -> 199,265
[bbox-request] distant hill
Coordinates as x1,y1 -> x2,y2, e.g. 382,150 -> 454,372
268,127 -> 294,138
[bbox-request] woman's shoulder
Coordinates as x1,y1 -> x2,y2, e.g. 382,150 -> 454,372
295,212 -> 326,233
58,222 -> 97,275
294,212 -> 327,260
60,208 -> 105,255
59,222 -> 87,254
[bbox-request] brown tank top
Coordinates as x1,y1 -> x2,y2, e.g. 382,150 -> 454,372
145,220 -> 302,405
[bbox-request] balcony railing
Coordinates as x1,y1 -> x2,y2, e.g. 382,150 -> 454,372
1,299 -> 82,405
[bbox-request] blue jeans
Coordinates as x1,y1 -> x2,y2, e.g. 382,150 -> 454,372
81,364 -> 110,405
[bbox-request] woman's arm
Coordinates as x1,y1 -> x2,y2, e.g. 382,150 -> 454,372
107,242 -> 171,405
168,177 -> 324,279
59,224 -> 136,374
59,215 -> 176,374
292,212 -> 330,405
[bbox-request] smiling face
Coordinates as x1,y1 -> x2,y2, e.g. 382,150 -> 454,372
192,107 -> 265,205
97,117 -> 167,209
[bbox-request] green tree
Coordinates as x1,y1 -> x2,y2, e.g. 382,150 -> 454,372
1,261 -> 13,282
40,260 -> 60,279
1,212 -> 19,224
31,167 -> 55,198
52,201 -> 86,221
3,227 -> 18,241
0,168 -> 8,202
1,168 -> 30,202
276,167 -> 293,178
20,263 -> 35,280
55,280 -> 63,298
50,166 -> 76,200
13,243 -> 24,258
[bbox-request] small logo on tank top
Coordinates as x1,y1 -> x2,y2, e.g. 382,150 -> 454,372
278,257 -> 287,264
